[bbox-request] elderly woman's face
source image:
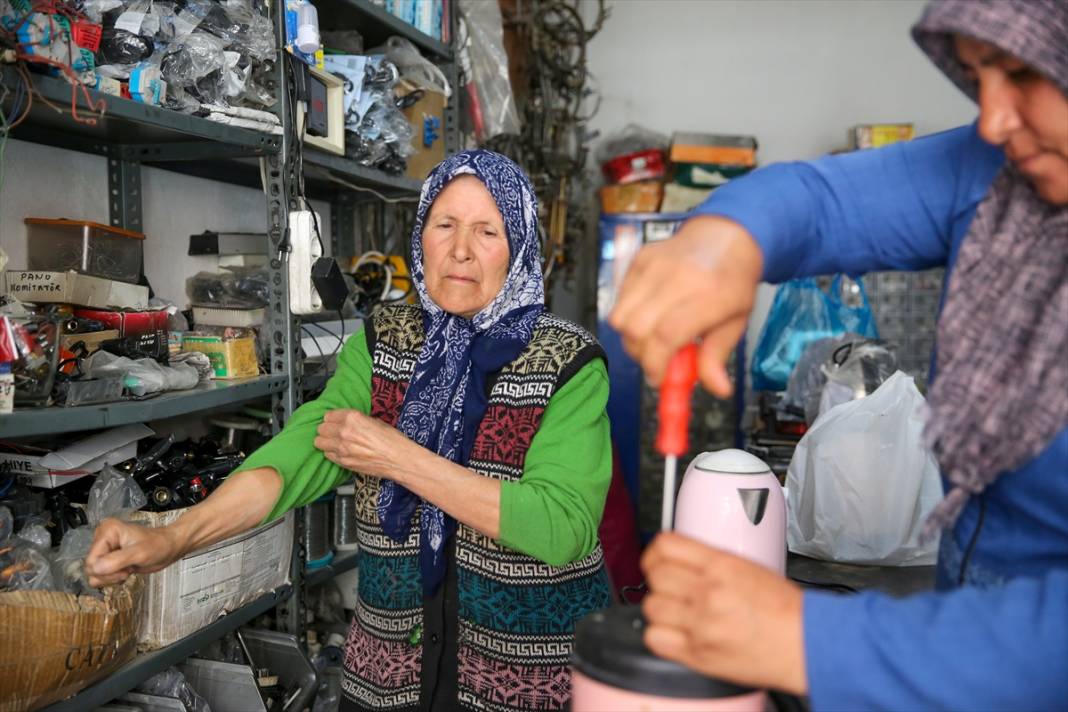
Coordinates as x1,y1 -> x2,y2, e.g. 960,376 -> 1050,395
422,175 -> 510,319
955,35 -> 1068,205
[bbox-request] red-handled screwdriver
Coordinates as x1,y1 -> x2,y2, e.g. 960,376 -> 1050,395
655,344 -> 699,530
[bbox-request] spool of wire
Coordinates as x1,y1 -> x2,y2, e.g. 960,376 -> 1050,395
303,494 -> 334,569
333,484 -> 359,552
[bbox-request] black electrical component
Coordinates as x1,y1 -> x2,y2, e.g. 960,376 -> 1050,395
100,331 -> 169,363
311,257 -> 351,312
307,73 -> 329,137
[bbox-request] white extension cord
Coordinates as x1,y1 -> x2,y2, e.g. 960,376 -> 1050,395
288,210 -> 324,315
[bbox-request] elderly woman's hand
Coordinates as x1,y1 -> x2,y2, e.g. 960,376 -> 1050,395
315,409 -> 422,479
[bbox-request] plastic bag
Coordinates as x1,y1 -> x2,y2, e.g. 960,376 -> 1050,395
786,371 -> 942,566
52,526 -> 97,595
15,519 -> 51,550
0,505 -> 12,542
86,466 -> 147,527
0,543 -> 55,591
752,276 -> 878,392
84,350 -> 200,397
459,0 -> 519,140
817,340 -> 898,419
186,268 -> 269,309
376,36 -> 451,97
137,667 -> 212,712
783,333 -> 861,424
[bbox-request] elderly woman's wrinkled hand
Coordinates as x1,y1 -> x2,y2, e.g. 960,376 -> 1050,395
316,409 -> 421,479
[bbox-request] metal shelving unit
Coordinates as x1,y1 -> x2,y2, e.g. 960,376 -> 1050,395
0,376 -> 288,439
315,0 -> 453,60
1,0 -> 460,705
305,550 -> 360,588
0,68 -> 280,161
43,585 -> 293,712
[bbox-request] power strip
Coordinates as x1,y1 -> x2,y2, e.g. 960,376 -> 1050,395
288,210 -> 324,315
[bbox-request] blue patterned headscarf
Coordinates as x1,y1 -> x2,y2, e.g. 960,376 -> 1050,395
377,150 -> 545,595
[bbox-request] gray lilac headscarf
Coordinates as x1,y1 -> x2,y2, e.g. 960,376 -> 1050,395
377,150 -> 544,595
912,0 -> 1068,535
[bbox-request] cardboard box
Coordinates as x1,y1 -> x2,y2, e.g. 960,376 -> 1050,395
0,424 -> 151,488
600,180 -> 664,214
6,270 -> 150,310
60,329 -> 120,355
132,510 -> 293,651
400,81 -> 447,181
669,132 -> 758,167
850,123 -> 914,150
660,182 -> 713,213
181,334 -> 258,379
672,162 -> 751,189
0,576 -> 143,711
74,307 -> 168,337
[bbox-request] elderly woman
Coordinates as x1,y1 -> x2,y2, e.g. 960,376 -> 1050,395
86,150 -> 613,711
611,0 -> 1067,709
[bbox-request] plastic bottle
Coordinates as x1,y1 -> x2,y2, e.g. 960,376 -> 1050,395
295,1 -> 321,55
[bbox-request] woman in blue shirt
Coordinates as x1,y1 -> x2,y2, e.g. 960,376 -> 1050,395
609,1 -> 1067,709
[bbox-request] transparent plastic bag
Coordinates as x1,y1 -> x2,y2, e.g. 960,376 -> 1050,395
0,543 -> 55,591
376,36 -> 450,97
137,667 -> 212,712
86,465 -> 147,527
459,0 -> 519,139
84,350 -> 200,397
81,0 -> 125,24
817,340 -> 898,419
595,124 -> 669,163
165,31 -> 226,81
0,505 -> 12,542
784,333 -> 863,424
186,268 -> 270,309
16,519 -> 51,550
52,526 -> 97,595
786,371 -> 942,566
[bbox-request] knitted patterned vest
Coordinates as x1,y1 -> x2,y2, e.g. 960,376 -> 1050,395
341,305 -> 612,711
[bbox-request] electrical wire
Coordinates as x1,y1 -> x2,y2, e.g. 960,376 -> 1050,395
958,496 -> 987,585
325,173 -> 420,203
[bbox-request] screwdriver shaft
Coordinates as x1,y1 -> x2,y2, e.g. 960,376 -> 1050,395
661,454 -> 677,531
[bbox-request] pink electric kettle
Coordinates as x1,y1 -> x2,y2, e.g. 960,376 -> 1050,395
571,449 -> 786,711
674,448 -> 787,573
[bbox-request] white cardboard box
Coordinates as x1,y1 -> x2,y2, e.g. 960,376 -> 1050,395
0,424 -> 151,488
132,509 -> 293,651
6,270 -> 150,309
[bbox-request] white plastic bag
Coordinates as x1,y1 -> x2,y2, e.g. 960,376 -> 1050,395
786,371 -> 942,566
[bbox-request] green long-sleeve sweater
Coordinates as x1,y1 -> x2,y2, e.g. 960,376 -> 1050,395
235,327 -> 611,566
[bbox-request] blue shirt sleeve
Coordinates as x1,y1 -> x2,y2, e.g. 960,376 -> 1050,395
691,124 -> 1003,283
803,569 -> 1068,710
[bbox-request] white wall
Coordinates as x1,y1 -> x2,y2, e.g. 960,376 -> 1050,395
0,138 -> 331,307
582,0 -> 977,354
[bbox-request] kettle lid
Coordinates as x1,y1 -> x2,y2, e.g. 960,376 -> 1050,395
572,606 -> 756,698
693,449 -> 770,475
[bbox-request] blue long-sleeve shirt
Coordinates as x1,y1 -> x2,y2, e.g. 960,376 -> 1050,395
693,124 -> 1068,710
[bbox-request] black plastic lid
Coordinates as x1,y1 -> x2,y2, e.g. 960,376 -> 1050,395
572,606 -> 756,699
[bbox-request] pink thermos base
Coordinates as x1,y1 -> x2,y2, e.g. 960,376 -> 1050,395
572,671 -> 767,712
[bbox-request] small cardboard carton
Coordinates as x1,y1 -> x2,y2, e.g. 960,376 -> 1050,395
6,270 -> 150,310
132,510 -> 293,651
